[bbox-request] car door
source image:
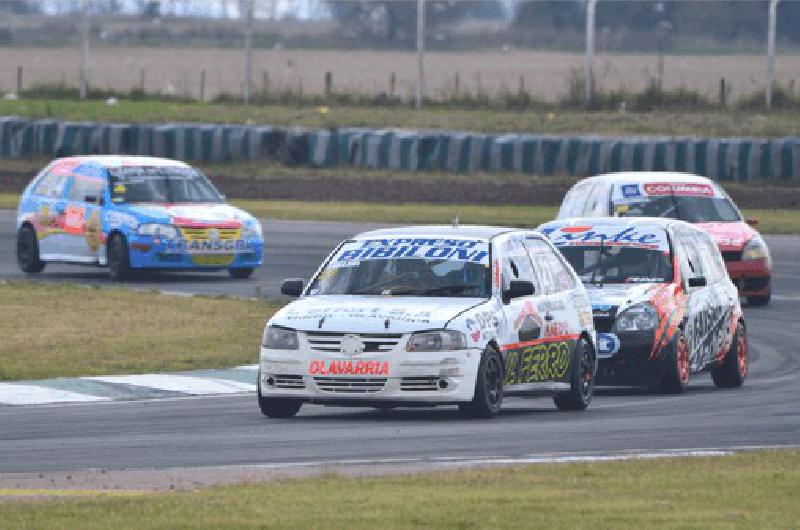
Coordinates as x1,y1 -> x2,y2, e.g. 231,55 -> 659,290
694,230 -> 737,365
493,234 -> 549,387
30,168 -> 71,259
674,228 -> 717,371
62,172 -> 106,262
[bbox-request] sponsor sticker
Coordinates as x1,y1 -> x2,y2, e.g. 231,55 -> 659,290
596,332 -> 620,358
332,238 -> 489,268
643,182 -> 715,197
620,184 -> 641,198
308,360 -> 389,376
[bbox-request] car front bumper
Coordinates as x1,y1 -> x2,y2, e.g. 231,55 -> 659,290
724,259 -> 771,298
259,346 -> 483,404
595,330 -> 667,387
127,236 -> 264,270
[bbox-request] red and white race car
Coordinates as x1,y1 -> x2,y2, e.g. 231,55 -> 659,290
557,172 -> 772,305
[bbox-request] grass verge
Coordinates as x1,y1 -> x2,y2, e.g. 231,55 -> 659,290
1,98 -> 799,136
0,282 -> 279,380
2,193 -> 799,234
3,451 -> 798,528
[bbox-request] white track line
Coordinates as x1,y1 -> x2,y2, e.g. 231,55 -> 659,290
0,384 -> 109,405
84,374 -> 255,395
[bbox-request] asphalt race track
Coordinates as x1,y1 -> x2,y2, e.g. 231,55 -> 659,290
1,209 -> 799,473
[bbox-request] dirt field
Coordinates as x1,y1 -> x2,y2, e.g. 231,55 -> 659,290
1,47 -> 798,102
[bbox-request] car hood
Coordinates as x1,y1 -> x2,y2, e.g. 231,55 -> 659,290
585,282 -> 666,316
270,295 -> 486,334
694,222 -> 757,250
121,203 -> 256,226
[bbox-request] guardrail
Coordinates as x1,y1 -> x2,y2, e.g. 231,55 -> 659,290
1,116 -> 798,182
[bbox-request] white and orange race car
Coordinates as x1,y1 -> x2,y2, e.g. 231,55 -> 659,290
539,217 -> 748,393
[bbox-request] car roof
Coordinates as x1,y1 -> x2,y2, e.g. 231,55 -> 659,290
52,155 -> 190,170
545,216 -> 703,234
355,225 -> 524,241
581,172 -> 715,186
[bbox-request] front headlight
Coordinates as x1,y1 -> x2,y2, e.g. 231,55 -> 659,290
406,330 -> 467,352
137,223 -> 179,239
742,236 -> 771,264
243,221 -> 263,240
262,326 -> 299,350
613,303 -> 658,332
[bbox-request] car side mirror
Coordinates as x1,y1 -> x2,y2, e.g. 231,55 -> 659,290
502,280 -> 535,304
280,278 -> 304,297
746,218 -> 758,227
688,276 -> 707,288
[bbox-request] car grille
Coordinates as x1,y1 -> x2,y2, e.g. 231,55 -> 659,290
400,377 -> 440,392
594,317 -> 615,333
313,377 -> 387,394
304,332 -> 403,353
272,374 -> 305,390
721,250 -> 743,262
179,227 -> 241,241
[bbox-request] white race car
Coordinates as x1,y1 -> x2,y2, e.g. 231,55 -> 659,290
258,225 -> 597,419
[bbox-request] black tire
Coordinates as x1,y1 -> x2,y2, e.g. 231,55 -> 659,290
554,338 -> 596,411
747,294 -> 771,306
712,321 -> 748,389
459,346 -> 504,419
16,224 -> 45,274
228,267 -> 255,279
257,379 -> 302,418
107,233 -> 132,281
658,330 -> 690,394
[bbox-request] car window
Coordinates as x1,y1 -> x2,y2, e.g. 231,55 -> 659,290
33,171 -> 68,199
582,183 -> 610,217
676,230 -> 705,282
696,233 -> 725,284
525,238 -> 576,294
558,180 -> 592,218
501,236 -> 539,293
67,175 -> 105,203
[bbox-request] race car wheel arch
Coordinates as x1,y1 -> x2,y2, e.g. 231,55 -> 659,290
711,319 -> 748,388
107,231 -> 132,281
257,376 -> 303,419
657,330 -> 690,394
458,344 -> 504,419
553,337 -> 596,411
16,223 -> 45,274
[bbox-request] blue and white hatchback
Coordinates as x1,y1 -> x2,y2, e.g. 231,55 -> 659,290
15,156 -> 264,280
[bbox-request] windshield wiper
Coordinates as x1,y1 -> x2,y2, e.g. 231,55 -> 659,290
418,283 -> 483,296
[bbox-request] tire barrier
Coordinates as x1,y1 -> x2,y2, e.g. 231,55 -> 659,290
1,116 -> 798,181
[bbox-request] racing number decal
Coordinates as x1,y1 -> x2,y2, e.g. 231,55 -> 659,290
503,339 -> 572,385
63,205 -> 86,235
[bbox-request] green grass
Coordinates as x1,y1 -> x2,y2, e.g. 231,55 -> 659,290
1,98 -> 799,136
0,282 -> 279,380
3,451 -> 798,528
2,193 -> 799,234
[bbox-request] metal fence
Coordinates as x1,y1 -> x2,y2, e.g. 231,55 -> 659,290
0,1 -> 797,108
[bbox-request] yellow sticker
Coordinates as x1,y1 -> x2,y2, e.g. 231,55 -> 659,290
113,184 -> 126,194
615,204 -> 629,214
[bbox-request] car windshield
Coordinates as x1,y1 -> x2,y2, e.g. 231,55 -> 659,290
615,195 -> 741,223
308,238 -> 491,297
108,166 -> 223,204
558,245 -> 673,285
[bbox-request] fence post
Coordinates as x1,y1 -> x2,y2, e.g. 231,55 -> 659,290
139,68 -> 145,92
243,0 -> 254,104
719,78 -> 726,107
415,0 -> 426,109
200,70 -> 206,102
389,73 -> 396,98
16,66 -> 22,94
262,71 -> 270,94
584,0 -> 597,108
324,71 -> 332,97
766,0 -> 779,109
79,0 -> 90,101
